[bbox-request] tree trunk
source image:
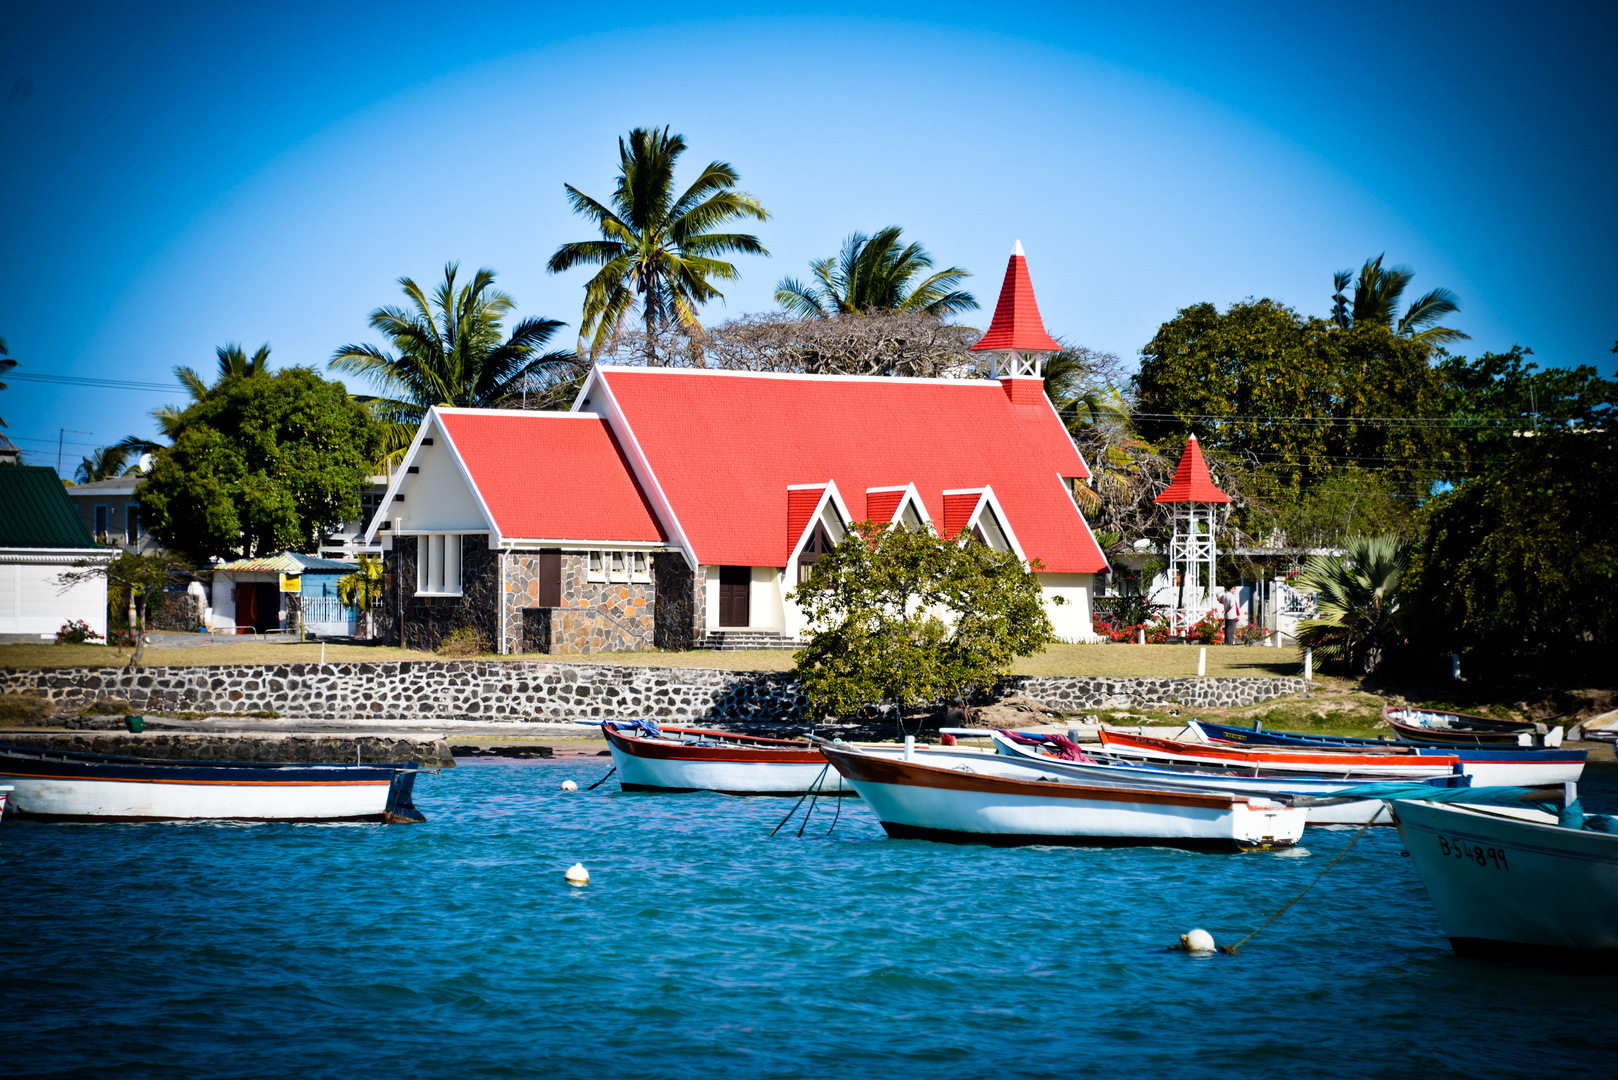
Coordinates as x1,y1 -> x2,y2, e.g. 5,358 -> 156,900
126,595 -> 147,672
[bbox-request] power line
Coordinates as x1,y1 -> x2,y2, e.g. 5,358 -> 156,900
1132,411 -> 1592,427
5,372 -> 181,393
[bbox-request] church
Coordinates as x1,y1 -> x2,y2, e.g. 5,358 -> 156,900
364,246 -> 1110,654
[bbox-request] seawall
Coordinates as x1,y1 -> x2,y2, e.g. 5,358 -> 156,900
0,661 -> 1306,721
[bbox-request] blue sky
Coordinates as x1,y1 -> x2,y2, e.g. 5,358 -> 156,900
2,1 -> 1614,475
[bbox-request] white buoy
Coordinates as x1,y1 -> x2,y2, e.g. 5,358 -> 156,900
1181,928 -> 1216,952
565,862 -> 590,886
561,780 -> 578,791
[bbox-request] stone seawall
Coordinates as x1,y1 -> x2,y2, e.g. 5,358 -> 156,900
0,661 -> 1305,721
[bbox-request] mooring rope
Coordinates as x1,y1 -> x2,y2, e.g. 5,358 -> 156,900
771,764 -> 830,837
826,773 -> 844,835
1218,806 -> 1384,956
585,766 -> 618,791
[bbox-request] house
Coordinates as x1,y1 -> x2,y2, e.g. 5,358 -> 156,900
361,246 -> 1110,654
0,433 -> 20,466
0,466 -> 111,642
209,552 -> 360,636
63,476 -> 158,553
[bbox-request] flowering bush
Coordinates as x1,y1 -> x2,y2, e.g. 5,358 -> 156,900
1186,610 -> 1224,645
1235,624 -> 1272,646
55,619 -> 103,645
1093,616 -> 1171,644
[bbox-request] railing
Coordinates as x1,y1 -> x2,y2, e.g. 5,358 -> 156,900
303,596 -> 355,625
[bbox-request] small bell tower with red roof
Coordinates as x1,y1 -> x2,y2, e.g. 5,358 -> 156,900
971,241 -> 1062,404
1155,435 -> 1232,636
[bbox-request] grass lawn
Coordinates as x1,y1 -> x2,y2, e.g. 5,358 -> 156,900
0,640 -> 1303,678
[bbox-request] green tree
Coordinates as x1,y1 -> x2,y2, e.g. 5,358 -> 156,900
75,444 -> 140,483
140,367 -> 380,564
791,521 -> 1054,732
337,554 -> 384,639
60,550 -> 190,671
331,263 -> 575,456
154,342 -> 273,438
1293,535 -> 1412,674
1434,346 -> 1617,475
1330,254 -> 1469,346
548,126 -> 770,360
775,226 -> 976,319
1404,430 -> 1617,669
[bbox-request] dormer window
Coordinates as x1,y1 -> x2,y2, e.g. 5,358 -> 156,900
797,522 -> 835,584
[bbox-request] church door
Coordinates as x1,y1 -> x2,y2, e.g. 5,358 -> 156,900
718,566 -> 751,627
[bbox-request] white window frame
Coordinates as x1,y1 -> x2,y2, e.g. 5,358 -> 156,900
416,533 -> 463,596
586,549 -> 652,585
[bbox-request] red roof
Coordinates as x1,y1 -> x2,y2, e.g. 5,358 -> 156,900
971,245 -> 1062,354
597,368 -> 1106,573
1155,436 -> 1232,504
786,487 -> 822,545
436,411 -> 667,541
942,492 -> 979,539
867,489 -> 904,523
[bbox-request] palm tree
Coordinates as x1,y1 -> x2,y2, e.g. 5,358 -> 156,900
1294,535 -> 1413,674
331,263 -> 576,456
548,126 -> 770,360
1330,255 -> 1469,345
337,555 -> 384,639
153,342 -> 273,437
775,227 -> 976,319
75,444 -> 141,483
0,334 -> 15,427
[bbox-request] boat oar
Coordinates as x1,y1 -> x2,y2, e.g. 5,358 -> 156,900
585,766 -> 618,791
771,764 -> 830,837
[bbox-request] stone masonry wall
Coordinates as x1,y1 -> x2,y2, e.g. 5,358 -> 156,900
653,552 -> 695,651
379,536 -> 500,653
0,662 -> 1305,723
504,552 -> 655,654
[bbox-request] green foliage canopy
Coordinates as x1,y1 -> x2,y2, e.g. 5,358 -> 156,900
791,521 -> 1054,729
775,226 -> 976,319
140,367 -> 379,564
1293,535 -> 1412,674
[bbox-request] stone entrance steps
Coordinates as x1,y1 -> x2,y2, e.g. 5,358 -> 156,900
700,630 -> 801,651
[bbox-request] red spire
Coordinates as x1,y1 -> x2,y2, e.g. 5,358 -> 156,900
970,241 -> 1062,354
1155,436 -> 1232,504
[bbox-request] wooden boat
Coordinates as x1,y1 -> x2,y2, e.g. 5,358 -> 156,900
0,784 -> 9,821
602,723 -> 853,796
1392,797 -> 1618,967
989,731 -> 1458,825
0,744 -> 426,824
815,741 -> 1305,850
1382,706 -> 1554,747
1095,729 -> 1462,779
1190,720 -> 1585,787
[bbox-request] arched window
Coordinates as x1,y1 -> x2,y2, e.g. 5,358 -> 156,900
797,522 -> 835,584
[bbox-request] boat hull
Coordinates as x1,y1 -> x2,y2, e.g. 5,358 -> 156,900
0,748 -> 422,823
820,745 -> 1304,851
1393,799 -> 1618,967
604,726 -> 851,796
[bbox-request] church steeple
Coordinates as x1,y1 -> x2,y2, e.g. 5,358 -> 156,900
970,240 -> 1062,380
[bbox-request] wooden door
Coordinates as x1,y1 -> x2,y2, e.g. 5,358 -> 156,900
235,583 -> 257,630
538,551 -> 562,607
718,566 -> 750,627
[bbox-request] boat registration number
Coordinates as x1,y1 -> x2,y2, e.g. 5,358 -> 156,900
1437,835 -> 1508,870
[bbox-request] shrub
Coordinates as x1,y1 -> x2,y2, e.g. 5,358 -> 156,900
437,626 -> 491,657
55,619 -> 104,645
0,693 -> 49,723
1187,610 -> 1224,644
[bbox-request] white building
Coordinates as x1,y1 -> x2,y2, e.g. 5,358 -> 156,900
0,466 -> 110,642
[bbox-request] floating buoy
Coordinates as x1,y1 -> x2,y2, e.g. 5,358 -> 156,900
564,862 -> 590,886
1181,928 -> 1216,952
561,780 -> 578,791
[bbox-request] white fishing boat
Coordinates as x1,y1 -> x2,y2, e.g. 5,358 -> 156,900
986,731 -> 1424,825
1392,797 -> 1618,967
0,744 -> 426,824
816,741 -> 1305,850
0,784 -> 10,820
601,722 -> 852,796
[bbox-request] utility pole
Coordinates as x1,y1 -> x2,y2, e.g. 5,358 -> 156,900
58,429 -> 92,478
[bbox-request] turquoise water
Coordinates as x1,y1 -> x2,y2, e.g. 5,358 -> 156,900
4,758 -> 1615,1079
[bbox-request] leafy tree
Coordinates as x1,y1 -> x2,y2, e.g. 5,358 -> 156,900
1330,254 -> 1469,346
155,342 -> 274,438
140,367 -> 379,564
775,227 -> 976,319
1434,346 -> 1617,474
1294,536 -> 1412,674
331,263 -> 575,456
1404,430 -> 1617,668
75,444 -> 141,483
791,521 -> 1054,732
0,334 -> 17,428
337,554 -> 384,639
548,126 -> 770,360
60,550 -> 190,671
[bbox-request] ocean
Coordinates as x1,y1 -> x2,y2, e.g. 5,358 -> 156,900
4,757 -> 1615,1079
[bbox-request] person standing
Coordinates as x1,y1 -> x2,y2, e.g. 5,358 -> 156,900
1220,585 -> 1241,644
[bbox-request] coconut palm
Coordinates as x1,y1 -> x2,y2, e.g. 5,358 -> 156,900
0,334 -> 14,427
74,444 -> 141,483
1330,255 -> 1469,345
337,555 -> 384,639
775,227 -> 976,319
330,263 -> 576,456
1294,535 -> 1413,674
548,126 -> 770,360
153,342 -> 273,437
